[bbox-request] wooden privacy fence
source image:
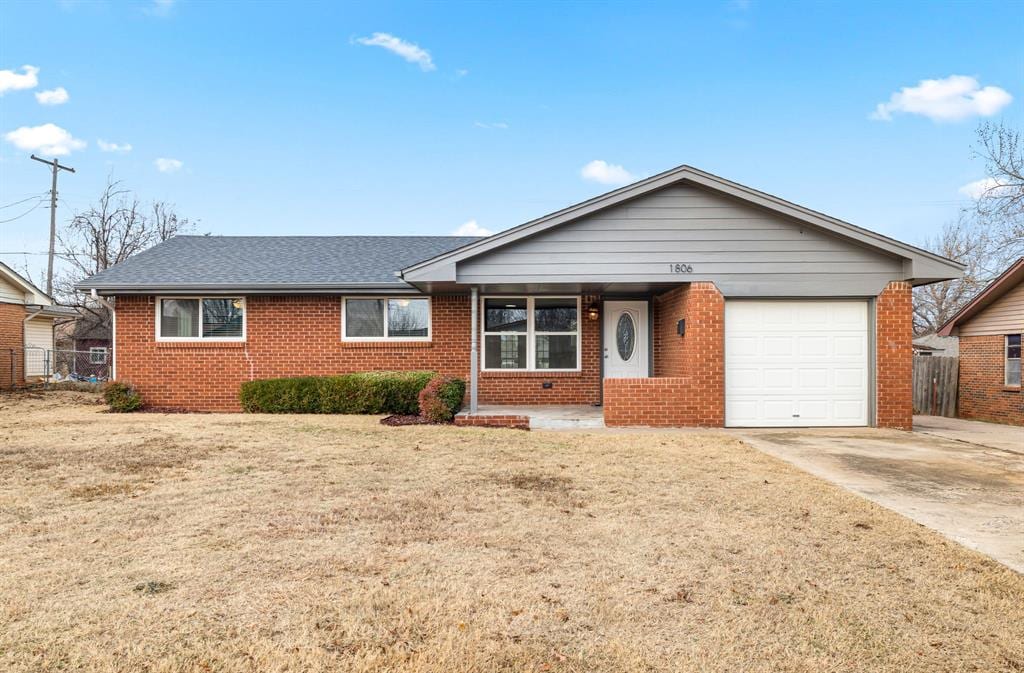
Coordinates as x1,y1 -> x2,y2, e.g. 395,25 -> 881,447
912,356 -> 958,417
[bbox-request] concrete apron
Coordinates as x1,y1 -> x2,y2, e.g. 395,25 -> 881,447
732,426 -> 1024,574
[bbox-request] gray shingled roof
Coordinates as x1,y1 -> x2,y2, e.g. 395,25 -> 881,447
76,236 -> 481,292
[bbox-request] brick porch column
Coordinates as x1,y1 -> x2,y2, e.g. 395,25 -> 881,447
875,281 -> 913,429
648,281 -> 725,426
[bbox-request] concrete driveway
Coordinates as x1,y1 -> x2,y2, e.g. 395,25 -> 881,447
733,423 -> 1024,573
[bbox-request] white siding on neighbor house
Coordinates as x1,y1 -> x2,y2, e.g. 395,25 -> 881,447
455,184 -> 905,296
0,274 -> 27,304
24,317 -> 55,377
958,281 -> 1024,337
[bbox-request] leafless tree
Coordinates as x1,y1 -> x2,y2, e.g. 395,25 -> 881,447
971,121 -> 1024,271
912,215 -> 990,335
54,177 -> 196,328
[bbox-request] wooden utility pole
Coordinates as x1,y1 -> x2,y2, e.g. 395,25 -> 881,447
30,154 -> 75,297
29,155 -> 75,297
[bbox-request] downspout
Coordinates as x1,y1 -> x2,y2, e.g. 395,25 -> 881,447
91,289 -> 116,380
470,286 -> 479,414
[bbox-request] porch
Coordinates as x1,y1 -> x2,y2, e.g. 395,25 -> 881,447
455,404 -> 605,430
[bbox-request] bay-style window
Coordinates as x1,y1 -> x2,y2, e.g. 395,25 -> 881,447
157,298 -> 245,340
483,297 -> 579,371
343,297 -> 431,340
1007,334 -> 1022,387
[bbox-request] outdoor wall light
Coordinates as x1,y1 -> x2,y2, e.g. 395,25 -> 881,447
586,305 -> 600,321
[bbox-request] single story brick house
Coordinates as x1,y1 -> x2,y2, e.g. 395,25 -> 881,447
938,257 -> 1023,426
77,165 -> 963,428
1,262 -> 76,386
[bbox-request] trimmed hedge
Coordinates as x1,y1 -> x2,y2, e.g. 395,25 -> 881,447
239,371 -> 436,414
418,376 -> 466,422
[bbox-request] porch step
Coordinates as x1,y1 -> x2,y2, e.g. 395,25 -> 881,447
530,416 -> 606,430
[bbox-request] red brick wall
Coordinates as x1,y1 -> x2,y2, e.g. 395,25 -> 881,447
958,335 -> 1024,426
114,294 -> 601,411
0,302 -> 25,388
606,282 -> 724,427
604,377 -> 722,427
876,281 -> 913,429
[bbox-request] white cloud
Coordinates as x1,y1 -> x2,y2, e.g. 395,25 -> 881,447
355,32 -> 435,71
35,87 -> 69,106
871,75 -> 1013,122
0,65 -> 39,94
455,69 -> 469,78
97,139 -> 132,153
154,157 -> 183,173
144,0 -> 175,17
474,121 -> 509,129
580,160 -> 637,186
4,123 -> 85,155
958,177 -> 1013,200
452,219 -> 493,236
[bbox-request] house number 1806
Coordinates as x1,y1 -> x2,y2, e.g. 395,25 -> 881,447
668,263 -> 693,273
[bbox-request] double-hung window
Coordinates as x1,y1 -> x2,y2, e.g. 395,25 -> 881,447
343,297 -> 431,341
483,297 -> 579,371
89,347 -> 108,364
1007,334 -> 1022,387
157,298 -> 246,341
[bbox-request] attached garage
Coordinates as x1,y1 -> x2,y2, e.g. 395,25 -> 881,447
725,300 -> 870,427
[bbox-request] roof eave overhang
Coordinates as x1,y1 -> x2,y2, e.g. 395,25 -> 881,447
400,164 -> 966,284
77,282 -> 423,296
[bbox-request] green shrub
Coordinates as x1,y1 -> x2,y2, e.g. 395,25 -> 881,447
239,371 -> 436,414
103,381 -> 143,412
418,376 -> 466,423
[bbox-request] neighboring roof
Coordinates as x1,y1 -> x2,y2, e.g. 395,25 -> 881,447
402,164 -> 965,284
72,317 -> 112,340
938,258 -> 1024,336
913,333 -> 959,356
76,236 -> 482,294
0,260 -> 53,305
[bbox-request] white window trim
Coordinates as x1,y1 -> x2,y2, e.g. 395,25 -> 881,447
341,296 -> 432,342
89,346 -> 108,364
481,296 -> 581,372
155,296 -> 247,342
1006,334 -> 1022,387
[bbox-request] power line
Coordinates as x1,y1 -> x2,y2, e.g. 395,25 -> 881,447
0,199 -> 47,224
0,193 -> 48,209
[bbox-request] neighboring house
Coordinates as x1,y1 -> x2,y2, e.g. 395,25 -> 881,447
76,164 -> 963,428
0,262 -> 76,386
71,315 -> 113,378
913,333 -> 959,357
938,258 -> 1024,426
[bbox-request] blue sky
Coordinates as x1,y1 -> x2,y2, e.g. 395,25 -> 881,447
1,0 -> 1021,283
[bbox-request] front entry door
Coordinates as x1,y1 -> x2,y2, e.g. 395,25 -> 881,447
603,301 -> 649,378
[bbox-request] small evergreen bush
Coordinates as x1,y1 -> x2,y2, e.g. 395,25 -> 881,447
418,376 -> 467,423
103,381 -> 143,412
239,371 -> 435,414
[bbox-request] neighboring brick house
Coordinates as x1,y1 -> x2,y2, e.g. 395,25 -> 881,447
939,258 -> 1024,426
0,262 -> 76,387
69,315 -> 113,379
77,164 -> 963,428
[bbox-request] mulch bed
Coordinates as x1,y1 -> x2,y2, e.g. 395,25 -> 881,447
380,414 -> 446,426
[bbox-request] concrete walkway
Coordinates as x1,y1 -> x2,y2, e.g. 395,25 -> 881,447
733,426 -> 1024,573
913,415 -> 1023,454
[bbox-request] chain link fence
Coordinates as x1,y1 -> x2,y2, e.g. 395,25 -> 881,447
3,348 -> 111,388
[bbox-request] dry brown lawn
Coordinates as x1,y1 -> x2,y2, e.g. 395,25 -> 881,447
1,391 -> 1022,673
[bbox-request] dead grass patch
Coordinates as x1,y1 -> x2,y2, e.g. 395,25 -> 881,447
0,392 -> 1021,673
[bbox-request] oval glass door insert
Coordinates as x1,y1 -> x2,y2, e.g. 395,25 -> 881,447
616,312 -> 636,361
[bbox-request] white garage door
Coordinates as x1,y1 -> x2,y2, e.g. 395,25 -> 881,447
726,300 -> 869,427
